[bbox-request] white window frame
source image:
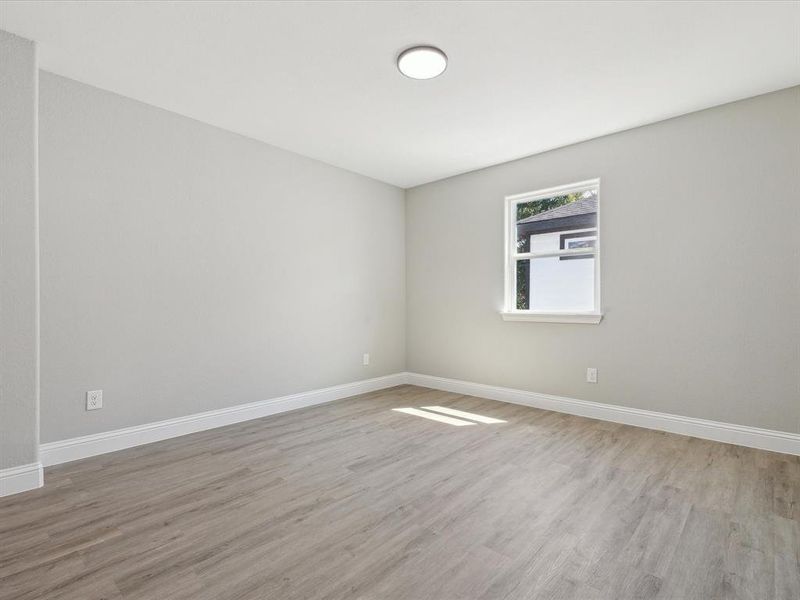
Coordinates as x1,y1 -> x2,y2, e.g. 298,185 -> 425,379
501,178 -> 602,324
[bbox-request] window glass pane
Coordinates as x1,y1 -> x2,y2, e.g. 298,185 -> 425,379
517,256 -> 595,312
516,189 -> 598,253
515,259 -> 530,310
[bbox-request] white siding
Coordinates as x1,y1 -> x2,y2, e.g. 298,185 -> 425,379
528,229 -> 595,311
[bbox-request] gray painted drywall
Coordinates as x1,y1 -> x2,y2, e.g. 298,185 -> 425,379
0,31 -> 39,469
39,72 -> 405,443
406,87 -> 800,433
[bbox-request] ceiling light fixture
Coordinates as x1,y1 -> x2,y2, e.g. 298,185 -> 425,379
397,46 -> 447,80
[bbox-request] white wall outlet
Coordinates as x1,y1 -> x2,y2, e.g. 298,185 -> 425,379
86,390 -> 103,410
586,368 -> 598,383
362,353 -> 370,366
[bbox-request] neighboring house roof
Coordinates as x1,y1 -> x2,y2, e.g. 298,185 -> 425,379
517,195 -> 598,235
517,196 -> 597,224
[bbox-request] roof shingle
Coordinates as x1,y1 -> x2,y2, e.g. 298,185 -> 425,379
517,196 -> 597,224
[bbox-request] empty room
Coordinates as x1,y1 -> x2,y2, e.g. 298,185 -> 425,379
1,1 -> 799,599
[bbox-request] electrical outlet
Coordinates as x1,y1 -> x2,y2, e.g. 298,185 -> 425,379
586,368 -> 597,383
86,390 -> 103,411
363,353 -> 370,366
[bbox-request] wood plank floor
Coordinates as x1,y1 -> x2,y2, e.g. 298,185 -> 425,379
1,384 -> 798,600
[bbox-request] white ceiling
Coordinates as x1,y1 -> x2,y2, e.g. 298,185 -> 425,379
1,1 -> 798,188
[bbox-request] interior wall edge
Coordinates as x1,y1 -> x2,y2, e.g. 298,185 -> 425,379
0,462 -> 43,498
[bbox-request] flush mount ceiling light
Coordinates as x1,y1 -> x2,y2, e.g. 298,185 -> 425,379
397,46 -> 447,80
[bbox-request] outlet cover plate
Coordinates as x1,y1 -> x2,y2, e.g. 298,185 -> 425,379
86,390 -> 103,410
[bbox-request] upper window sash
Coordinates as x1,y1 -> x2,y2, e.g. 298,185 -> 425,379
506,179 -> 600,258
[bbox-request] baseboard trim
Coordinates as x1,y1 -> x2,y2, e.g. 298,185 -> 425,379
41,373 -> 407,467
37,371 -> 800,468
406,373 -> 800,456
0,462 -> 44,497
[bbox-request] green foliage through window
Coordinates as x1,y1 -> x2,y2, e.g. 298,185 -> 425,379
516,192 -> 585,222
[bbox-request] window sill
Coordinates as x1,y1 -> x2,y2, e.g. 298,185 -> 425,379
500,311 -> 603,324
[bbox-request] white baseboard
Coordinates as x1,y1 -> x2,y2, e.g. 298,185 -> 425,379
0,462 -> 43,497
41,373 -> 407,467
406,372 -> 800,456
36,370 -> 800,470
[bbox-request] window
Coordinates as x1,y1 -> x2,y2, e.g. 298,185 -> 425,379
502,179 -> 602,323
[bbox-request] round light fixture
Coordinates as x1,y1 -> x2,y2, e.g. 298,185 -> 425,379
397,46 -> 447,80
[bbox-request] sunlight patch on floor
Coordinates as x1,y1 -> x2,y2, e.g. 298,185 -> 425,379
422,406 -> 506,424
392,406 -> 508,426
392,407 -> 476,426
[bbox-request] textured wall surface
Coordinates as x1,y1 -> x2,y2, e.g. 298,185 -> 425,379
0,30 -> 39,469
39,73 -> 405,442
407,87 -> 800,433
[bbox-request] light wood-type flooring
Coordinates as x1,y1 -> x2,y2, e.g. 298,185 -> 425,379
1,385 -> 798,599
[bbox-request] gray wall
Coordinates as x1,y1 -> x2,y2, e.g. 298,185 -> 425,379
39,73 -> 405,443
0,31 -> 39,469
29,72 -> 800,444
406,87 -> 800,433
